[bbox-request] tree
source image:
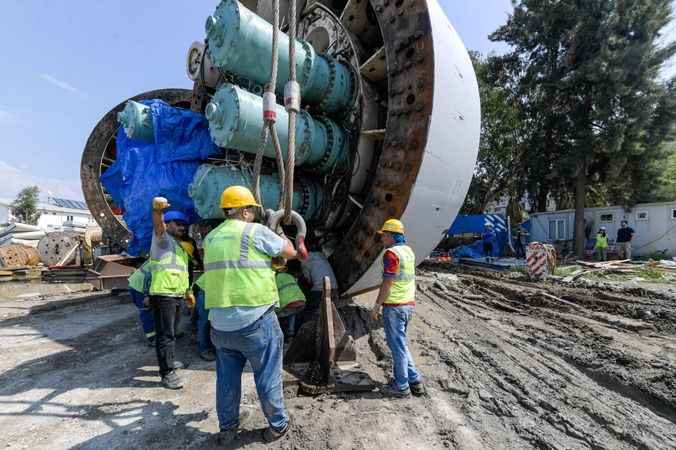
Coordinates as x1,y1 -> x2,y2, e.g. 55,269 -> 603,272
11,186 -> 41,225
461,52 -> 527,214
491,0 -> 676,257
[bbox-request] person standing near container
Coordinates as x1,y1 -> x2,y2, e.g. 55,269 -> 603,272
616,220 -> 635,260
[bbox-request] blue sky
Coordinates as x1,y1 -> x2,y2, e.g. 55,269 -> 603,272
0,0 -> 672,201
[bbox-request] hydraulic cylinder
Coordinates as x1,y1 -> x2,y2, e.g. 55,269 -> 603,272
205,0 -> 355,116
117,101 -> 153,142
189,164 -> 326,221
206,84 -> 349,173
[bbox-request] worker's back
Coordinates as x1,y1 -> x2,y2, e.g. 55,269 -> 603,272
301,251 -> 337,292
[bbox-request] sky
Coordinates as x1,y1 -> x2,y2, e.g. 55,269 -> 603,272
0,0 -> 672,202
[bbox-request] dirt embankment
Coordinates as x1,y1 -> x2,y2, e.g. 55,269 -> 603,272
0,269 -> 674,449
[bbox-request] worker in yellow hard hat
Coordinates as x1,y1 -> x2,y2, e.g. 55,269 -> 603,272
371,218 -> 425,398
202,185 -> 298,445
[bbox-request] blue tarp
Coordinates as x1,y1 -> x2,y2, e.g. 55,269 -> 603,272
447,214 -> 507,258
101,100 -> 218,255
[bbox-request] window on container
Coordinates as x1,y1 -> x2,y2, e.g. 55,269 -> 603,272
636,211 -> 649,221
600,213 -> 614,223
672,208 -> 676,220
548,219 -> 565,241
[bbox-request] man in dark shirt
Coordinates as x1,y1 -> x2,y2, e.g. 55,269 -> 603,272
616,220 -> 635,260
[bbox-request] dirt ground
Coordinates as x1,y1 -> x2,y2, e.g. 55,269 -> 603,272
1,267 -> 675,449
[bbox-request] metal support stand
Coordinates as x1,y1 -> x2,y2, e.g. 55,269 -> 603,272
285,276 -> 374,395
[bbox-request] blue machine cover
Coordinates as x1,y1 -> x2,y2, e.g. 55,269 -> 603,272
101,100 -> 218,255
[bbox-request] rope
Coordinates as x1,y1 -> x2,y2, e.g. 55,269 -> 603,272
283,0 -> 298,223
252,0 -> 283,210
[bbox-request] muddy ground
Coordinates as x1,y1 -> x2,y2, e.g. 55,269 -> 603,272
0,267 -> 675,449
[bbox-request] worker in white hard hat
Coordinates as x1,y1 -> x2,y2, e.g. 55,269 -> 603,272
595,227 -> 609,261
371,219 -> 425,398
201,185 -> 297,445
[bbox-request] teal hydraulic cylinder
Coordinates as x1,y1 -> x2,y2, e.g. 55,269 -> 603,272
206,84 -> 349,173
205,0 -> 355,116
188,164 -> 326,221
118,101 -> 153,141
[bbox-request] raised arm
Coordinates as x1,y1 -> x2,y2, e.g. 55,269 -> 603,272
152,197 -> 169,236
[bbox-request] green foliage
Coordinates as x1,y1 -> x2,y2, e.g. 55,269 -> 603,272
652,140 -> 676,200
489,0 -> 676,255
11,186 -> 41,225
462,52 -> 526,214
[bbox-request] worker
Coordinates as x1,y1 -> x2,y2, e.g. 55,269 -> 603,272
127,260 -> 155,345
300,247 -> 338,311
514,227 -> 529,259
616,220 -> 635,260
202,186 -> 297,445
275,270 -> 306,340
371,219 -> 425,398
595,227 -> 609,261
149,198 -> 193,390
482,223 -> 496,263
193,273 -> 215,361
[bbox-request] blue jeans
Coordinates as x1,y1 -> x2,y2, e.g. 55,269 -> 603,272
129,288 -> 155,338
383,305 -> 421,391
211,308 -> 288,432
195,289 -> 213,353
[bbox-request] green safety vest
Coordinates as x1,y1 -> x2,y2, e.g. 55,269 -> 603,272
202,219 -> 278,309
384,244 -> 416,305
275,272 -> 306,311
128,260 -> 153,294
149,236 -> 190,296
595,234 -> 609,249
193,273 -> 206,291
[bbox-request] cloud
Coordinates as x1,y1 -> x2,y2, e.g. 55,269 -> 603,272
39,73 -> 85,96
0,160 -> 84,202
0,108 -> 17,125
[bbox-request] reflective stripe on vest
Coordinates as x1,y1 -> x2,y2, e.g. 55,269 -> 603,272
149,237 -> 189,296
128,261 -> 149,293
203,220 -> 278,309
384,244 -> 416,305
275,272 -> 306,311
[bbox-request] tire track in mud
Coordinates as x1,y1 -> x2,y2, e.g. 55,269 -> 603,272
405,271 -> 676,449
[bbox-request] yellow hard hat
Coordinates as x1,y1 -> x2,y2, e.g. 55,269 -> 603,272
378,218 -> 404,234
220,185 -> 260,209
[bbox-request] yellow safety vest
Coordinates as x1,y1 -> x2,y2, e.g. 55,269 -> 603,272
384,244 -> 416,305
595,234 -> 609,249
128,260 -> 153,294
149,236 -> 190,296
202,219 -> 278,309
276,272 -> 306,311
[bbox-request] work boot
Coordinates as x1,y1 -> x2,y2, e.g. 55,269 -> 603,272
410,380 -> 426,397
161,371 -> 183,390
380,382 -> 411,398
199,350 -> 216,362
262,422 -> 290,443
216,429 -> 237,445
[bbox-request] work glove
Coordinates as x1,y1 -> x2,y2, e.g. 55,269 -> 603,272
184,292 -> 196,309
371,304 -> 382,321
153,196 -> 170,211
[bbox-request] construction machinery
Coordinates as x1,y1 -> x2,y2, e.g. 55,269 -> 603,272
81,0 -> 480,296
